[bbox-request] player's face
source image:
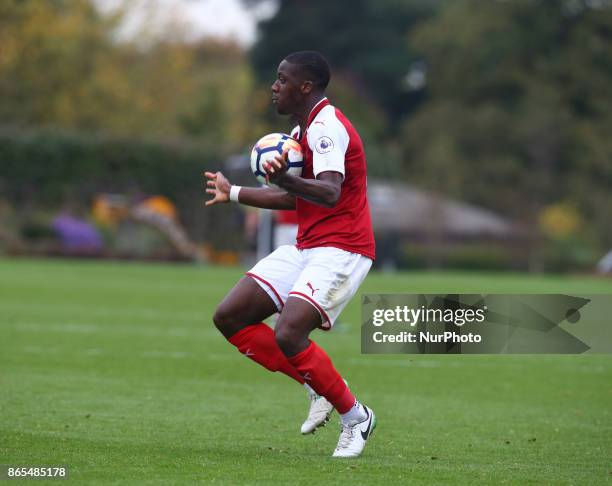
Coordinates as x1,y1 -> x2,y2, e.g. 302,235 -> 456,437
271,60 -> 304,115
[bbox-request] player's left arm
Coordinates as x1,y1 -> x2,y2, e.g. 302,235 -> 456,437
267,166 -> 341,208
204,170 -> 296,209
266,119 -> 347,208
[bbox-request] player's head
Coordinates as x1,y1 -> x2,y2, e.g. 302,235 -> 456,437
283,51 -> 331,91
271,51 -> 331,115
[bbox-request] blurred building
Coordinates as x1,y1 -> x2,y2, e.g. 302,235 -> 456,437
368,181 -> 516,238
367,181 -> 525,270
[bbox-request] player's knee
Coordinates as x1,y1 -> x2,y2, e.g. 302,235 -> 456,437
275,327 -> 304,356
274,328 -> 296,355
212,303 -> 238,337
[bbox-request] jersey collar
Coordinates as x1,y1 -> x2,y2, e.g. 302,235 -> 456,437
306,97 -> 329,128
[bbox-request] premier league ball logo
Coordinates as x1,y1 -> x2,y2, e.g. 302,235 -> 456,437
315,136 -> 334,154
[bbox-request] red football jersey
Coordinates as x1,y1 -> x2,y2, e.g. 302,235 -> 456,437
275,209 -> 299,225
290,98 -> 375,260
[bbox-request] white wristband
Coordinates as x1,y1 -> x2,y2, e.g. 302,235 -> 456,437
229,185 -> 242,202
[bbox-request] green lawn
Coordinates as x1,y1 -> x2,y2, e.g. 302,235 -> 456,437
1,258 -> 611,484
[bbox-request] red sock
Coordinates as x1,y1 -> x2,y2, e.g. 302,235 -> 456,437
288,341 -> 355,413
228,323 -> 305,385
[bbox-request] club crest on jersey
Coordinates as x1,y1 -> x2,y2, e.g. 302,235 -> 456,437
315,136 -> 334,154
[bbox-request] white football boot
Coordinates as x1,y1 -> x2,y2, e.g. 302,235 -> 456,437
332,405 -> 377,458
301,393 -> 334,434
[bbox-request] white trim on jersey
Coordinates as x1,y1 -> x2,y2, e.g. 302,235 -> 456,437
290,125 -> 301,139
307,105 -> 349,179
290,97 -> 327,140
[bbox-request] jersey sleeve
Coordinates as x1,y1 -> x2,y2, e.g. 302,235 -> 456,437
306,119 -> 349,179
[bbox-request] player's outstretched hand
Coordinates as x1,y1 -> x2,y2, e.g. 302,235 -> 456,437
204,171 -> 231,206
264,150 -> 289,185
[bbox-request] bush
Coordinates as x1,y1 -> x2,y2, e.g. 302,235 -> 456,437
0,126 -> 245,249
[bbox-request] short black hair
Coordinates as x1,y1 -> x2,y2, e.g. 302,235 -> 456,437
284,51 -> 331,90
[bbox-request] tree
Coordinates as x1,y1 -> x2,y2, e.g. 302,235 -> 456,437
0,0 -> 258,149
0,0 -> 120,129
400,0 -> 612,248
246,0 -> 443,128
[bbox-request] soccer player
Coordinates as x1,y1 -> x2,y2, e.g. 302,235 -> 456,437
204,51 -> 376,458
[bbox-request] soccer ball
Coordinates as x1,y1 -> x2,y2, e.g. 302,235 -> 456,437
250,133 -> 303,185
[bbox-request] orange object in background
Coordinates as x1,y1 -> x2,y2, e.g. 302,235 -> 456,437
139,196 -> 177,220
92,194 -> 129,227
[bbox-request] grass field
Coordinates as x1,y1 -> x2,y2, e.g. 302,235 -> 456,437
1,258 -> 611,484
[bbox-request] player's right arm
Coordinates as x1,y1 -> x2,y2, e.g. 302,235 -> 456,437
204,171 -> 296,210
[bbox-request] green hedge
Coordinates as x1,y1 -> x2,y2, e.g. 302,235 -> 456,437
0,127 -> 222,206
0,127 -> 250,247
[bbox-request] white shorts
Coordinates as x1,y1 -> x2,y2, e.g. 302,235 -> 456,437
247,245 -> 372,330
274,224 -> 298,248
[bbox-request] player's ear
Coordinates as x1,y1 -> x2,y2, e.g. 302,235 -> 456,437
301,80 -> 313,94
